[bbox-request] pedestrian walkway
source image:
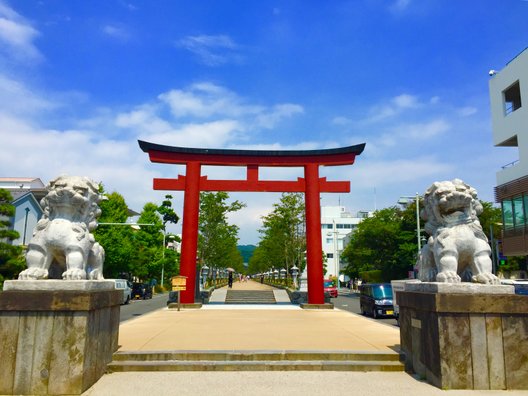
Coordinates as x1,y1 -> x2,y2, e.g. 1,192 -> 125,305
82,301 -> 528,395
113,304 -> 399,351
210,279 -> 291,304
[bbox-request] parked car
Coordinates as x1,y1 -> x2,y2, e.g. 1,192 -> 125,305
359,283 -> 394,318
324,279 -> 338,298
132,282 -> 153,300
112,279 -> 131,305
500,279 -> 528,296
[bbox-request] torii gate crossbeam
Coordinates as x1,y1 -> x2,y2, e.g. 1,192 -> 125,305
139,140 -> 365,305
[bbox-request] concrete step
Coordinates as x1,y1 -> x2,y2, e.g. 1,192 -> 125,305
225,290 -> 276,304
108,351 -> 404,372
107,359 -> 404,372
112,351 -> 401,362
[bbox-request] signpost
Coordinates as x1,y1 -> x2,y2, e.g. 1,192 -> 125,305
171,276 -> 187,311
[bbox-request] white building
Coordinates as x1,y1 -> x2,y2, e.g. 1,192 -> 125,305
489,47 -> 528,256
320,206 -> 371,278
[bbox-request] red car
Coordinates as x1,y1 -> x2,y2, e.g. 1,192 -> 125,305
324,279 -> 338,298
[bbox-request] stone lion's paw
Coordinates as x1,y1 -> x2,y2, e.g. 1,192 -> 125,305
62,268 -> 87,280
88,269 -> 104,280
472,273 -> 501,285
436,271 -> 461,283
18,268 -> 49,280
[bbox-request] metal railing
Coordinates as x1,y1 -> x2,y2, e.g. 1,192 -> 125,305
501,159 -> 519,169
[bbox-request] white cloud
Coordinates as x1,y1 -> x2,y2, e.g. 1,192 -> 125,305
144,120 -> 244,147
0,1 -> 41,61
254,103 -> 304,129
156,82 -> 303,130
364,93 -> 420,122
102,24 -> 130,41
458,106 -> 478,117
177,34 -> 243,66
404,119 -> 451,139
159,82 -> 261,118
332,116 -> 352,125
390,0 -> 412,13
0,75 -> 56,114
344,156 -> 454,190
392,93 -> 418,108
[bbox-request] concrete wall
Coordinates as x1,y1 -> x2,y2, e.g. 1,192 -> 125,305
399,289 -> 528,390
0,289 -> 121,395
489,48 -> 528,185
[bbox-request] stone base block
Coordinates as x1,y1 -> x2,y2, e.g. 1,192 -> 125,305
300,303 -> 334,309
0,286 -> 121,395
399,287 -> 528,390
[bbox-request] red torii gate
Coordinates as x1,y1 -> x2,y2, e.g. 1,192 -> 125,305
139,140 -> 365,305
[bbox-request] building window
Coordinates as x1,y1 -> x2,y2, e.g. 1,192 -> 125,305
326,238 -> 333,244
502,200 -> 514,229
322,224 -> 332,229
326,253 -> 334,258
503,81 -> 522,115
513,195 -> 525,228
523,195 -> 528,223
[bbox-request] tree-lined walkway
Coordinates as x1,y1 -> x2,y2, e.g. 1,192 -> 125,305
209,279 -> 290,304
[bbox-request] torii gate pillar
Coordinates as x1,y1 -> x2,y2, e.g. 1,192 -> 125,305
304,163 -> 324,304
139,140 -> 365,306
179,161 -> 201,303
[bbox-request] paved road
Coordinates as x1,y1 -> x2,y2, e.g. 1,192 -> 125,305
118,289 -> 399,328
119,292 -> 168,322
333,289 -> 399,328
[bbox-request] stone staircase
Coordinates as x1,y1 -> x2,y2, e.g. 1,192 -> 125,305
225,290 -> 277,304
107,350 -> 404,372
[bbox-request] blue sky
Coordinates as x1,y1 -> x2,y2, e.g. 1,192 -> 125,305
1,0 -> 527,244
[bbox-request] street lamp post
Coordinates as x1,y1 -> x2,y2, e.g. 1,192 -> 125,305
327,220 -> 340,287
161,234 -> 176,289
162,231 -> 166,288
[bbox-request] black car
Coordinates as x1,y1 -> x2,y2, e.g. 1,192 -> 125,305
132,283 -> 153,299
359,283 -> 394,318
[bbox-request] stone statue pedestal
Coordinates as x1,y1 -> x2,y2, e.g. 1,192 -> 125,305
0,280 -> 121,395
398,282 -> 528,390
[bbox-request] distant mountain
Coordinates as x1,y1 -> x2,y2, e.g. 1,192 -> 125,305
237,244 -> 256,264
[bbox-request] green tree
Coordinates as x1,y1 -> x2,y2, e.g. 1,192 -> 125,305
341,200 -> 507,281
198,192 -> 245,274
0,189 -> 24,286
341,207 -> 416,282
478,201 -> 502,241
132,202 -> 164,281
256,193 -> 306,275
157,195 -> 180,287
94,192 -> 136,279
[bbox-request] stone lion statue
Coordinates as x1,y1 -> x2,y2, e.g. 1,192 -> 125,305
416,179 -> 500,284
18,175 -> 105,280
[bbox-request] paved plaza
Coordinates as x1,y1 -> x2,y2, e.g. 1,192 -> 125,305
83,281 -> 528,395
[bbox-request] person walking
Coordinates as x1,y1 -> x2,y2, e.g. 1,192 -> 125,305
228,271 -> 233,288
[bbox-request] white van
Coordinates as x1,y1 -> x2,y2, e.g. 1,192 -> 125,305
113,279 -> 132,305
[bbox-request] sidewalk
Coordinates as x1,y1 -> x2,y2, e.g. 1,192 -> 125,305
83,281 -> 527,395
